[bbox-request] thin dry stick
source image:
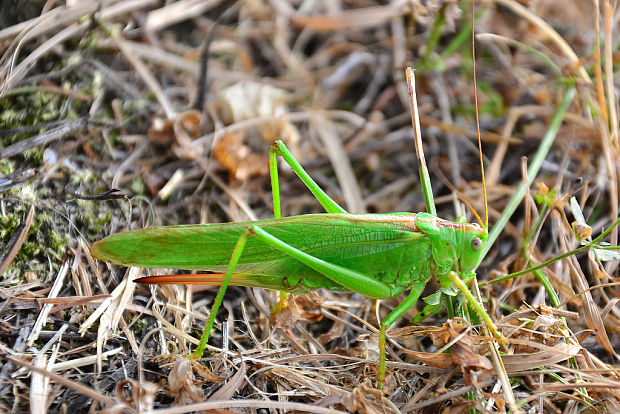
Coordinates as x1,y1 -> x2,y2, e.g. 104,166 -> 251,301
151,400 -> 349,414
113,34 -> 176,119
50,348 -> 123,372
0,0 -> 160,94
0,118 -> 88,159
522,157 -> 532,247
3,352 -> 119,408
0,205 -> 35,275
30,353 -> 49,414
496,0 -> 591,83
486,105 -> 593,187
601,0 -> 619,268
592,0 -> 609,124
27,262 -> 70,347
312,114 -> 366,213
603,0 -> 618,148
391,16 -> 410,109
144,0 -> 223,32
431,75 -> 463,217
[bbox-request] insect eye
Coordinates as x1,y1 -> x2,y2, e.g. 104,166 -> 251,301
471,238 -> 482,251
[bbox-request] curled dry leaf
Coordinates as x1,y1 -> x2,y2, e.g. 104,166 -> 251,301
143,172 -> 166,197
207,361 -> 247,401
292,293 -> 324,323
144,110 -> 203,194
447,321 -> 494,387
387,324 -> 454,348
317,309 -> 344,346
386,324 -> 468,369
343,383 -> 384,414
501,342 -> 581,373
167,358 -> 205,405
588,251 -> 616,281
530,312 -> 564,337
402,349 -> 454,369
190,360 -> 226,384
213,131 -> 269,181
114,379 -> 158,412
570,196 -> 591,241
147,110 -> 202,147
173,110 -> 202,149
270,293 -> 324,330
148,116 -> 175,145
572,221 -> 592,242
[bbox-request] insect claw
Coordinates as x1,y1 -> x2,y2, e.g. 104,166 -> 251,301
270,291 -> 290,325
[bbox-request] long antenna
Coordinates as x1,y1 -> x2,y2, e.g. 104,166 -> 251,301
471,9 -> 488,230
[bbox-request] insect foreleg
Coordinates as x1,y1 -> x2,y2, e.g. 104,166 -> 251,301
447,271 -> 507,347
377,280 -> 427,389
270,140 -> 347,214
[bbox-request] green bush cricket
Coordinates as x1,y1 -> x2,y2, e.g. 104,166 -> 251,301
91,68 -> 505,389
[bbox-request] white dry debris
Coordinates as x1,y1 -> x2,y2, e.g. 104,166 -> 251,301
218,81 -> 300,145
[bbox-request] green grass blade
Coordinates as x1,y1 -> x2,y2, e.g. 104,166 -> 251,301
477,84 -> 576,266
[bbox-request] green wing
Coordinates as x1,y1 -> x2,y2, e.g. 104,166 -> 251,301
92,213 -> 432,294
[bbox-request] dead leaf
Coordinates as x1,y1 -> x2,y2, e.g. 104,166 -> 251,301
572,221 -> 592,241
114,379 -> 158,412
290,4 -> 402,31
147,110 -> 202,147
217,81 -> 300,144
147,116 -> 174,145
208,361 -> 246,401
270,293 -> 323,330
318,309 -> 344,346
173,110 -> 202,148
447,321 -> 494,387
342,383 -> 384,414
190,360 -> 226,384
167,358 -> 205,405
392,323 -> 475,370
213,131 -> 268,181
500,342 -> 581,373
402,349 -> 454,369
387,324 -> 452,348
0,205 -> 35,276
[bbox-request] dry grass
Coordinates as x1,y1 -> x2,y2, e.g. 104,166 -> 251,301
0,0 -> 619,412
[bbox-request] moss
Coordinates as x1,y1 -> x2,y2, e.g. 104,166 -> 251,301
0,197 -> 68,281
0,160 -> 14,175
0,90 -> 62,136
0,83 -> 89,165
130,177 -> 146,196
451,81 -> 506,118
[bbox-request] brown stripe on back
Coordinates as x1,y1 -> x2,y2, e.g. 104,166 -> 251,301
331,213 -> 420,232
